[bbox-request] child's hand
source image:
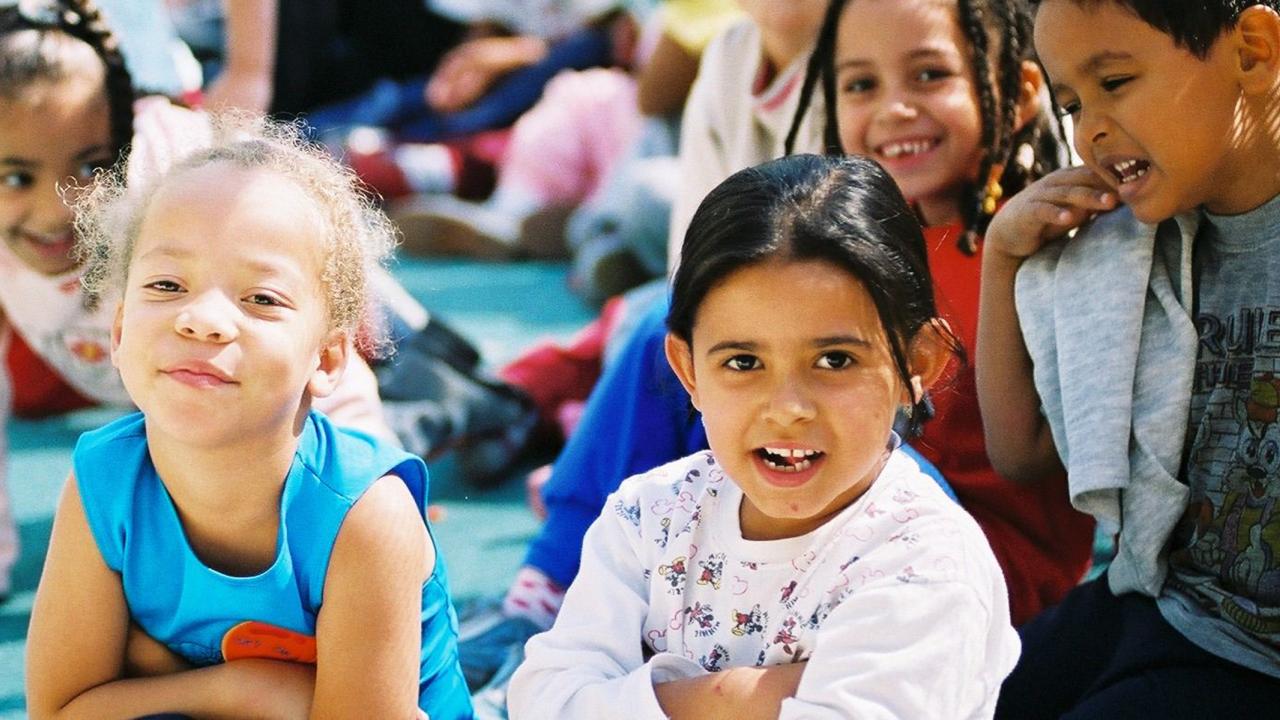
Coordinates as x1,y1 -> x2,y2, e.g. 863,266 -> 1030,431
425,36 -> 549,112
985,167 -> 1117,260
123,622 -> 191,678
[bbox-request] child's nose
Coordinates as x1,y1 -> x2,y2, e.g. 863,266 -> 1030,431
879,92 -> 920,122
174,292 -> 239,343
763,376 -> 818,426
33,183 -> 73,234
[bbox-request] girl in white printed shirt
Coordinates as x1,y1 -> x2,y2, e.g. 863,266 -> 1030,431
508,153 -> 1019,719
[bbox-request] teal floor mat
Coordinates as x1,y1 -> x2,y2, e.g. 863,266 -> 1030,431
0,258 -> 594,717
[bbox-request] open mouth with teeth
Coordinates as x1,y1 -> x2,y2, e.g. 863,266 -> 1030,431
755,446 -> 826,473
1109,158 -> 1150,184
877,138 -> 940,160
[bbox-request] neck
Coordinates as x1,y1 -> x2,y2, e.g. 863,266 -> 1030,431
915,194 -> 965,229
145,417 -> 301,521
758,34 -> 806,83
1205,95 -> 1280,215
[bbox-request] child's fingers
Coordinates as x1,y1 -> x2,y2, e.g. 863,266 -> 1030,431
1032,182 -> 1117,213
1023,198 -> 1087,228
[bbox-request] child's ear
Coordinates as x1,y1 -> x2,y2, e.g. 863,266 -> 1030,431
664,332 -> 701,411
307,331 -> 350,399
1012,60 -> 1046,133
1232,5 -> 1280,94
109,303 -> 124,368
904,319 -> 955,404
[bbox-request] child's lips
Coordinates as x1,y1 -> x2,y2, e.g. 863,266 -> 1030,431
753,446 -> 826,487
22,231 -> 74,259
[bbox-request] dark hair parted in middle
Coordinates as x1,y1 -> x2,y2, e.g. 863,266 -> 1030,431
667,153 -> 962,433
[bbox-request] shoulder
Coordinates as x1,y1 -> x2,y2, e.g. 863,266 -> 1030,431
72,412 -> 150,571
1020,205 -> 1147,286
73,412 -> 148,493
297,411 -> 428,511
608,451 -> 724,534
852,452 -> 1003,587
696,20 -> 762,89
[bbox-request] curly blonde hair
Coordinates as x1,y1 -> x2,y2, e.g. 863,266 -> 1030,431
72,111 -> 397,354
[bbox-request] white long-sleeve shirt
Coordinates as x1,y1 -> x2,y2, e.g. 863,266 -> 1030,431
509,450 -> 1020,719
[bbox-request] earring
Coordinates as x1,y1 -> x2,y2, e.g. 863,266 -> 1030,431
980,164 -> 1005,216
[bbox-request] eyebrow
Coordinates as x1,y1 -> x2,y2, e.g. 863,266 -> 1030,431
0,143 -> 112,168
836,46 -> 956,72
705,336 -> 872,355
136,246 -> 304,279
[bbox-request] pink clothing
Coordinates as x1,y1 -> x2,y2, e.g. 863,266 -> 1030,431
500,69 -> 643,206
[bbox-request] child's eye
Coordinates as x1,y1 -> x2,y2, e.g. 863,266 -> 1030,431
1057,98 -> 1081,117
144,280 -> 183,293
914,67 -> 952,83
245,293 -> 284,307
842,76 -> 876,94
816,352 -> 855,370
76,159 -> 110,181
1,170 -> 33,189
1100,75 -> 1133,92
724,354 -> 761,372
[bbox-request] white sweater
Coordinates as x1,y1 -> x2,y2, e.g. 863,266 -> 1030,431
667,19 -> 826,271
508,450 -> 1019,719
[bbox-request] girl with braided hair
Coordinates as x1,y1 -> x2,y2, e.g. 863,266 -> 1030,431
0,0 -> 395,601
789,0 -> 1096,628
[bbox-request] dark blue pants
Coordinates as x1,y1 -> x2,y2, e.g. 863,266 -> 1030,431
996,574 -> 1280,718
303,27 -> 613,142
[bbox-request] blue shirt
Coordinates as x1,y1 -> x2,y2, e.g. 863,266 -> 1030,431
74,410 -> 473,718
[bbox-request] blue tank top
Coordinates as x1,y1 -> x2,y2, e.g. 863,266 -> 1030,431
74,410 -> 473,719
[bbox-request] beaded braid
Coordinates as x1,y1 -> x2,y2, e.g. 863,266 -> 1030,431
0,0 -> 135,156
46,0 -> 133,156
787,0 -> 1066,254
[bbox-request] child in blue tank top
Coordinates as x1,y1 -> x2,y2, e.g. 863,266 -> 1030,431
25,114 -> 473,719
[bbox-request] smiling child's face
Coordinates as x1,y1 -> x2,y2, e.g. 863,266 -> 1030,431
833,0 -> 986,227
666,259 -> 915,541
0,76 -> 111,276
112,161 -> 345,449
1034,0 -> 1260,221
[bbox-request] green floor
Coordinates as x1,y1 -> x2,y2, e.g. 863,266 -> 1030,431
0,258 -> 596,717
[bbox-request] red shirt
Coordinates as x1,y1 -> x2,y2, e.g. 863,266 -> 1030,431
918,224 -> 1094,625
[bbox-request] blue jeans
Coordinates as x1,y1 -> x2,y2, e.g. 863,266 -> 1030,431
303,28 -> 612,142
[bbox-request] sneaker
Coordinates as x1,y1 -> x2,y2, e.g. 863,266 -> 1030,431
380,362 -> 539,488
391,194 -> 520,260
516,205 -> 573,260
384,317 -> 482,380
457,602 -> 541,691
471,640 -> 527,720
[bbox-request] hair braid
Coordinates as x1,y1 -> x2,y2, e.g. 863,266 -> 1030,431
52,0 -> 134,156
787,0 -> 847,156
955,0 -> 998,254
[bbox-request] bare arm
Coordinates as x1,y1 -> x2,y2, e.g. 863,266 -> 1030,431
976,167 -> 1116,481
311,475 -> 429,719
425,35 -> 549,113
636,32 -> 700,117
655,663 -> 806,720
26,476 -> 317,719
204,0 -> 277,112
